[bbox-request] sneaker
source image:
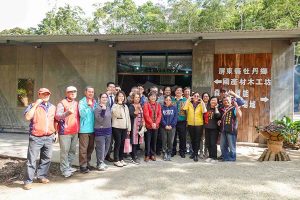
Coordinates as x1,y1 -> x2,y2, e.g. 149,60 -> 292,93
205,158 -> 212,163
120,160 -> 127,166
80,167 -> 90,174
114,161 -> 123,167
167,154 -> 171,161
62,171 -> 73,178
163,153 -> 168,161
199,152 -> 204,159
210,159 -> 217,163
103,163 -> 109,169
37,178 -> 50,184
131,159 -> 140,165
23,183 -> 33,190
180,152 -> 186,158
69,167 -> 77,173
97,163 -> 106,171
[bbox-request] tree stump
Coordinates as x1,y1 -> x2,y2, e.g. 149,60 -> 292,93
258,140 -> 291,161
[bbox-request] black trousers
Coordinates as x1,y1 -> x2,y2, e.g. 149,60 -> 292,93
112,128 -> 127,162
156,127 -> 162,154
130,144 -> 138,160
144,129 -> 158,157
188,125 -> 203,156
172,121 -> 187,154
205,128 -> 219,159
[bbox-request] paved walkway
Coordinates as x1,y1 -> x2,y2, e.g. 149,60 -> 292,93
1,133 -> 300,200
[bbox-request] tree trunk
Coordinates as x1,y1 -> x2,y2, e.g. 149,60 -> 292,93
258,140 -> 291,161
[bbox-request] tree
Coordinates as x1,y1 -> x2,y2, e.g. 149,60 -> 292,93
35,4 -> 88,35
168,0 -> 201,32
137,1 -> 168,33
0,27 -> 35,35
92,0 -> 140,34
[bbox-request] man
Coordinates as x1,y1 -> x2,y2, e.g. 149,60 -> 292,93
137,84 -> 148,106
78,86 -> 97,173
183,87 -> 191,99
115,85 -> 121,93
107,82 -> 116,108
183,87 -> 192,155
55,86 -> 80,178
23,88 -> 56,190
127,86 -> 139,102
105,82 -> 116,162
172,86 -> 187,158
150,86 -> 159,94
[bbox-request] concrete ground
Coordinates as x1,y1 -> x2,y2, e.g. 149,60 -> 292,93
0,133 -> 300,200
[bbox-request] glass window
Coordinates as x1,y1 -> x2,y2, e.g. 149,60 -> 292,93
117,51 -> 192,75
17,79 -> 34,107
294,43 -> 300,113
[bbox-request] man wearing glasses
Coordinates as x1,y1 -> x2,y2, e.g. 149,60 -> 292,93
55,86 -> 80,178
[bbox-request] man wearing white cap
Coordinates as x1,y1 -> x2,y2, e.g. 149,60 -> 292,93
23,88 -> 56,190
55,86 -> 80,178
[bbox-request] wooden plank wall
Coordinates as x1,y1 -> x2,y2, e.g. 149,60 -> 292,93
214,53 -> 272,143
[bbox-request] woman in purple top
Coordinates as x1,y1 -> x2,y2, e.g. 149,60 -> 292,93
94,93 -> 112,171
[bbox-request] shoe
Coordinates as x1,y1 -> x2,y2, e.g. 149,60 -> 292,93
105,156 -> 114,162
62,171 -> 73,178
150,156 -> 156,161
194,155 -> 199,162
80,167 -> 90,173
97,163 -> 106,171
189,154 -> 194,159
217,156 -> 223,160
167,154 -> 171,161
210,159 -> 217,163
103,163 -> 108,169
131,159 -> 140,165
156,151 -> 161,156
163,153 -> 168,161
120,160 -> 127,166
180,153 -> 186,158
144,156 -> 150,162
199,152 -> 204,159
87,164 -> 93,171
171,151 -> 176,157
69,167 -> 77,173
114,161 -> 123,167
38,178 -> 50,184
23,183 -> 32,190
205,158 -> 212,163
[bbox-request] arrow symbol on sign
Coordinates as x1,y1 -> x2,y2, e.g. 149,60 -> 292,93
214,79 -> 222,84
260,97 -> 269,102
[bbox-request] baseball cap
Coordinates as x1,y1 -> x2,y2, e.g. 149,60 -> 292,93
66,86 -> 77,92
38,88 -> 51,94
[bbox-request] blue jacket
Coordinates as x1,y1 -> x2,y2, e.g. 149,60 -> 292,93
161,104 -> 178,128
79,97 -> 97,133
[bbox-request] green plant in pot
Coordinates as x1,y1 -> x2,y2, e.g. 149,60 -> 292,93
17,88 -> 28,106
274,116 -> 300,148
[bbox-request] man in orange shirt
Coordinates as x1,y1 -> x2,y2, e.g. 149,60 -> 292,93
23,88 -> 56,190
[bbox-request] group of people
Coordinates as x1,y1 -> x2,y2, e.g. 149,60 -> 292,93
23,82 -> 244,190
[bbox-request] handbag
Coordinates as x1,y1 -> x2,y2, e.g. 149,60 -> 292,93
124,135 -> 132,153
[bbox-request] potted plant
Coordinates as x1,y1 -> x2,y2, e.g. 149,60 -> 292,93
17,88 -> 28,106
255,116 -> 299,161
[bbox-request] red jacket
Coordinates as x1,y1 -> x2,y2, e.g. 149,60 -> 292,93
143,102 -> 162,130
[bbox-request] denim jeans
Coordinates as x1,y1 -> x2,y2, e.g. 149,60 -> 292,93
161,128 -> 176,154
220,132 -> 237,161
95,135 -> 112,166
24,134 -> 54,184
59,134 -> 78,174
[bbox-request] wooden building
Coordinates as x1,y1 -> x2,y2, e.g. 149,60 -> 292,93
0,29 -> 299,143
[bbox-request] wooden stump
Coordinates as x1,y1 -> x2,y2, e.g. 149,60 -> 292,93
258,140 -> 291,161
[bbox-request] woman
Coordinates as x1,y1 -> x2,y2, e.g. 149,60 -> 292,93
220,96 -> 242,162
183,92 -> 207,162
161,95 -> 178,161
128,93 -> 144,164
111,91 -> 131,167
143,91 -> 162,162
201,92 -> 211,158
203,96 -> 221,162
94,93 -> 112,171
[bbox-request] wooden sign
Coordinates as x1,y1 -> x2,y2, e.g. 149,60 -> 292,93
214,53 -> 272,143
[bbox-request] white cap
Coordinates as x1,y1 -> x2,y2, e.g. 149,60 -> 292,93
66,86 -> 77,92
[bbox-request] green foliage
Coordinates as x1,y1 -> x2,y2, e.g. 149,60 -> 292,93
35,4 -> 88,35
1,0 -> 300,35
274,116 -> 300,144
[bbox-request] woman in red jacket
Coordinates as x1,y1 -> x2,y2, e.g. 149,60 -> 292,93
143,91 -> 162,162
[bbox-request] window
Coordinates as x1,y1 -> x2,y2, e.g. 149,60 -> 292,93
17,79 -> 34,107
294,43 -> 300,113
117,51 -> 192,75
